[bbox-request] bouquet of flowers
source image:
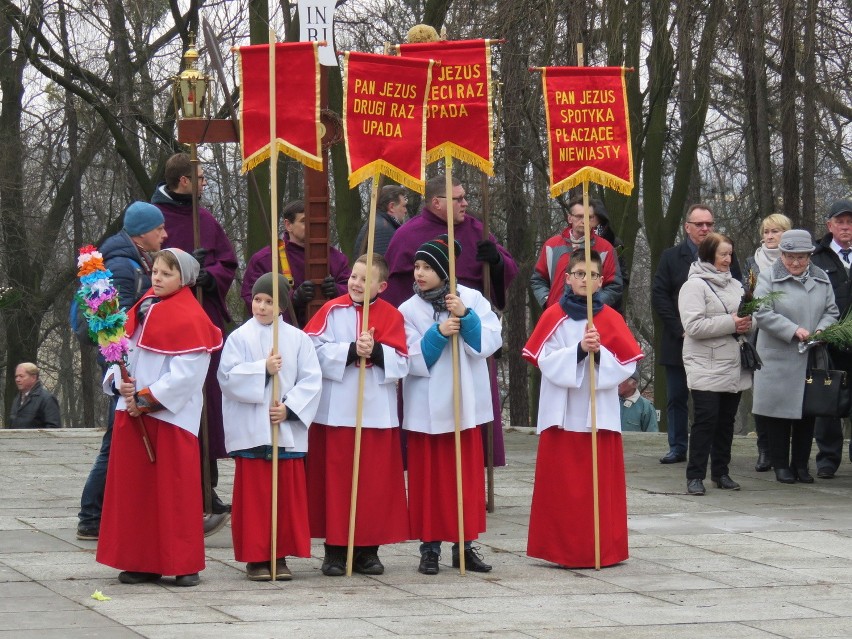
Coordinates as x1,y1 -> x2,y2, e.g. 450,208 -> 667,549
75,245 -> 154,462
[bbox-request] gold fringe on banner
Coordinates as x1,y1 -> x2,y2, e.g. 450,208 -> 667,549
551,168 -> 633,198
426,143 -> 494,176
349,160 -> 426,193
242,141 -> 323,174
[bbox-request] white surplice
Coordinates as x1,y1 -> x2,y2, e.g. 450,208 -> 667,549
217,317 -> 322,453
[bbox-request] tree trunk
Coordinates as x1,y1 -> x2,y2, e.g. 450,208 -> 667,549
779,0 -> 801,225
801,0 -> 817,232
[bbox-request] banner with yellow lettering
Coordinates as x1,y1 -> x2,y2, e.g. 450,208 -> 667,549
344,52 -> 435,191
541,67 -> 633,197
399,39 -> 494,175
237,42 -> 322,173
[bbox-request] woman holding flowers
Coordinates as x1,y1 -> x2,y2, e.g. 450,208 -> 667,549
753,230 -> 838,484
743,213 -> 792,472
95,248 -> 222,586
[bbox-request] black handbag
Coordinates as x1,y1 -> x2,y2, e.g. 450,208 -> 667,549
802,345 -> 852,418
739,339 -> 762,371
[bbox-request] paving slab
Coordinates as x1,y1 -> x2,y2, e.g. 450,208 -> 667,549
2,428 -> 852,638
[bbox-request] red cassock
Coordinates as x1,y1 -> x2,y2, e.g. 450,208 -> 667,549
407,428 -> 486,542
527,429 -> 628,568
97,287 -> 221,577
307,425 -> 410,545
231,457 -> 311,561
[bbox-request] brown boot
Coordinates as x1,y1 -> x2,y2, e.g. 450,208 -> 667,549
274,557 -> 292,581
246,561 -> 272,581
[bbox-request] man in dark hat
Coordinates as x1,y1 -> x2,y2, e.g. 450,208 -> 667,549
810,199 -> 852,478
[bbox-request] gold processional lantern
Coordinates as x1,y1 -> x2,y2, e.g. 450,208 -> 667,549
172,33 -> 210,119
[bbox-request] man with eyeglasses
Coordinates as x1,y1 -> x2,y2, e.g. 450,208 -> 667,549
152,152 -> 238,532
530,195 -> 623,310
384,174 -> 518,468
809,199 -> 852,478
652,204 -> 742,464
355,184 -> 410,256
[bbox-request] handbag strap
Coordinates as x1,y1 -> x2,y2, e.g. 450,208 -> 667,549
703,279 -> 740,343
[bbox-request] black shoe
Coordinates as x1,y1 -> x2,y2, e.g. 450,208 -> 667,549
660,451 -> 687,464
687,478 -> 705,495
712,475 -> 741,490
793,467 -> 814,484
321,545 -> 346,577
118,571 -> 161,584
353,549 -> 384,575
774,468 -> 796,484
175,572 -> 200,587
76,525 -> 99,541
452,546 -> 492,572
211,491 -> 231,514
418,550 -> 440,575
203,512 -> 230,537
817,467 -> 836,479
755,450 -> 772,472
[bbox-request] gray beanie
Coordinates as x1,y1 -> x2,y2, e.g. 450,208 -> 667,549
251,273 -> 291,308
123,201 -> 165,236
778,229 -> 815,254
161,248 -> 200,287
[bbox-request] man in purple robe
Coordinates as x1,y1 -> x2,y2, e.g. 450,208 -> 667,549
384,174 -> 518,466
241,200 -> 351,328
152,152 -> 237,525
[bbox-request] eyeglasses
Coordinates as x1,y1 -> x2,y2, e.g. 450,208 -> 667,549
687,221 -> 714,228
782,254 -> 810,263
569,271 -> 601,280
437,195 -> 467,203
183,174 -> 207,184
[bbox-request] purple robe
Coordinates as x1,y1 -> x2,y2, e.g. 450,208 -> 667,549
153,185 -> 238,460
241,235 -> 351,327
384,207 -> 519,467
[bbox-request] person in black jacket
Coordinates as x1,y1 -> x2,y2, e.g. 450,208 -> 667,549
652,204 -> 742,464
354,185 -> 409,256
9,363 -> 61,429
808,199 -> 852,479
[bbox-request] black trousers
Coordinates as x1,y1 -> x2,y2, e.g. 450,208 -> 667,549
756,414 -> 815,470
687,390 -> 741,480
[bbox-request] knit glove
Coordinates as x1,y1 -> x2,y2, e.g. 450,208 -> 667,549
292,281 -> 316,306
476,239 -> 502,266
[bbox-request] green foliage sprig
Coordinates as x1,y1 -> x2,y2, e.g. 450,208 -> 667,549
738,291 -> 783,317
809,314 -> 852,349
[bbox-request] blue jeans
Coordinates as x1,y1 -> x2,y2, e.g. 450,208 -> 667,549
665,365 -> 689,455
78,395 -> 117,529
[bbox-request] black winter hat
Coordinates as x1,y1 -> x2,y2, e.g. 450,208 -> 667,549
415,234 -> 462,281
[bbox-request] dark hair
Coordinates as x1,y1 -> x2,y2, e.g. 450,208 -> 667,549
164,153 -> 193,189
698,232 -> 733,263
568,248 -> 602,272
566,195 -> 598,218
425,174 -> 461,202
354,253 -> 389,282
282,200 -> 305,223
377,185 -> 407,213
686,203 -> 714,222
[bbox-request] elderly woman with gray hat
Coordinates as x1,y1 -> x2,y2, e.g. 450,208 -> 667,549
752,229 -> 839,484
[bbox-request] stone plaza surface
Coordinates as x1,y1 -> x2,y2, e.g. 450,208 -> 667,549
2,427 -> 852,638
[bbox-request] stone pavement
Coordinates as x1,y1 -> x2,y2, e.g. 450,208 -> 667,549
2,427 -> 852,638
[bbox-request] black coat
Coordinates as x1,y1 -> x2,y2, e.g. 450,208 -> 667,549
652,240 -> 742,367
810,233 -> 852,318
9,381 -> 61,428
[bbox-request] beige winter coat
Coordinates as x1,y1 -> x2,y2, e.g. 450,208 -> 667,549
678,261 -> 752,393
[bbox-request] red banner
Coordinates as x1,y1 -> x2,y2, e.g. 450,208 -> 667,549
237,42 -> 322,173
541,67 -> 633,196
344,52 -> 434,191
399,39 -> 494,175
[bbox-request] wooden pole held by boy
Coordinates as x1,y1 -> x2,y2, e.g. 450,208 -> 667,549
577,43 -> 602,572
267,29 -> 281,581
345,175 -> 381,576
445,156 -> 466,575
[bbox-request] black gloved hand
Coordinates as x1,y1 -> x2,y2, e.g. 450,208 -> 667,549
321,274 -> 338,298
195,269 -> 217,294
476,239 -> 502,266
292,280 -> 316,306
191,248 -> 209,266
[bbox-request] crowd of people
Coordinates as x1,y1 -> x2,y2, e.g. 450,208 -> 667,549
9,153 -> 850,585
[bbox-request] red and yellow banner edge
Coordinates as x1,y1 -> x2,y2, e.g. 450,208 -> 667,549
236,42 -> 323,174
542,66 -> 634,198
